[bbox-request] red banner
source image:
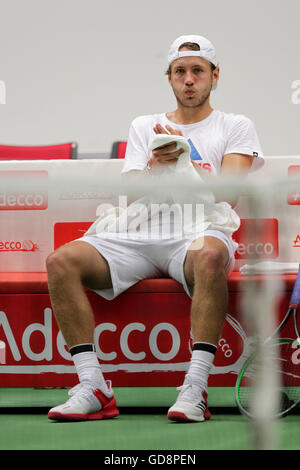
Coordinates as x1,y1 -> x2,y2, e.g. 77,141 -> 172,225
0,290 -> 256,387
233,218 -> 279,259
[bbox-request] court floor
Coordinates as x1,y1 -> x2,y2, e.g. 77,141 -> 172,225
0,387 -> 299,451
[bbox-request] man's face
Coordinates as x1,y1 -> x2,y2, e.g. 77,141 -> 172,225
168,54 -> 219,109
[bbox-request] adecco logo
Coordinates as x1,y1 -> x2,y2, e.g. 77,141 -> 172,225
287,165 -> 300,205
0,171 -> 48,211
0,308 -> 181,366
0,240 -> 39,252
233,218 -> 279,259
293,235 -> 300,247
0,307 -> 252,386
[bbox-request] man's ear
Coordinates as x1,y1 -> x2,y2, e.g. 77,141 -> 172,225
212,65 -> 220,88
167,67 -> 172,84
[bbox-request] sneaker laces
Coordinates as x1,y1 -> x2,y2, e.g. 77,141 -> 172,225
176,375 -> 204,403
66,383 -> 101,410
68,383 -> 85,398
68,380 -> 112,405
67,383 -> 94,404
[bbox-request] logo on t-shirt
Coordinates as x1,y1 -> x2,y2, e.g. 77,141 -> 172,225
188,139 -> 202,161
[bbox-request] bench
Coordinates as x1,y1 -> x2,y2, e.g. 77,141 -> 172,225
0,271 -> 295,388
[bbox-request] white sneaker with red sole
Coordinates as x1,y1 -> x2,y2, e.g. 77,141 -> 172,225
167,375 -> 211,423
48,380 -> 119,421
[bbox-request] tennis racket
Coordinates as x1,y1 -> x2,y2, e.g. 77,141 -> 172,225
235,264 -> 300,418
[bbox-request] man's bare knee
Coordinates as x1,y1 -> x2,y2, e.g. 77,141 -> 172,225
185,239 -> 229,290
46,247 -> 80,281
193,247 -> 226,276
46,242 -> 112,289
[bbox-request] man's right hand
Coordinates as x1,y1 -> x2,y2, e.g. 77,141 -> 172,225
150,141 -> 184,167
149,124 -> 185,173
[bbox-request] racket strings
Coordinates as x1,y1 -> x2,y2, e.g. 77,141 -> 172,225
238,340 -> 300,417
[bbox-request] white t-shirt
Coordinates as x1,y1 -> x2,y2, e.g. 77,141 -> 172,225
122,109 -> 264,175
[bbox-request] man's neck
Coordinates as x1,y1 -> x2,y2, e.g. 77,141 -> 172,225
166,103 -> 214,125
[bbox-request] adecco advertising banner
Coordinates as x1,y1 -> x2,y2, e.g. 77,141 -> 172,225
0,160 -> 122,272
0,288 -> 275,387
234,156 -> 300,269
0,170 -> 48,210
0,286 -> 292,387
233,218 -> 279,259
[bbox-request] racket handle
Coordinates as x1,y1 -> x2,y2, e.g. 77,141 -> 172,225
290,265 -> 300,306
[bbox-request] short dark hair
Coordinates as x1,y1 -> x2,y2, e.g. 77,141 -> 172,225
165,42 -> 216,76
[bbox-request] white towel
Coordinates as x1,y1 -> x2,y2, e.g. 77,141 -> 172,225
240,261 -> 299,276
150,134 -> 198,175
86,134 -> 240,238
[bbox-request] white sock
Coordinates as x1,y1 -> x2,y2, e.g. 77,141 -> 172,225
186,343 -> 217,391
70,344 -> 107,390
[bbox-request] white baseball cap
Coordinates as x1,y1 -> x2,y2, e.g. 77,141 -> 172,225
168,35 -> 218,67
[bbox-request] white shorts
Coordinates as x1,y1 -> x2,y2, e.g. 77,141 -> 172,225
76,230 -> 237,300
